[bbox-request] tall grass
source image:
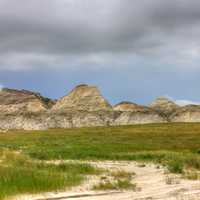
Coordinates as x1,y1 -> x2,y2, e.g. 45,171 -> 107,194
0,150 -> 99,200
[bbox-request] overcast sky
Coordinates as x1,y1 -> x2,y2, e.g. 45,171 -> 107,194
0,0 -> 200,105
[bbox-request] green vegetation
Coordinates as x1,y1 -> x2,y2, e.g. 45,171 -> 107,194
94,169 -> 136,190
0,150 -> 99,200
0,123 -> 199,170
0,123 -> 199,198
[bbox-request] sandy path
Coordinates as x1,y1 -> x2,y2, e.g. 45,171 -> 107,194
15,161 -> 200,200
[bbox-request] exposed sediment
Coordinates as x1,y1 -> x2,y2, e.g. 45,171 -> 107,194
0,85 -> 199,130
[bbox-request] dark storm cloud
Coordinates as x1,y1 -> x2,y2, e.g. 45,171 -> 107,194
0,0 -> 200,70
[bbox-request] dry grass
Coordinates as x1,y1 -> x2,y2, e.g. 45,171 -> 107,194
110,170 -> 134,179
165,175 -> 180,185
183,170 -> 200,180
93,179 -> 136,191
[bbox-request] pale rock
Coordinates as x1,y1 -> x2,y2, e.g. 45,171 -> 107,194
0,85 -> 200,130
149,97 -> 179,119
170,105 -> 200,122
52,84 -> 112,111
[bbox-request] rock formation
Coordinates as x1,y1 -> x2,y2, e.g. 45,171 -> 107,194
0,88 -> 54,114
149,97 -> 179,120
113,101 -> 165,125
0,85 -> 199,130
52,84 -> 112,111
113,101 -> 148,112
170,105 -> 200,122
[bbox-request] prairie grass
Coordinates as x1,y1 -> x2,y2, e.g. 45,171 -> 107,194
0,150 -> 99,200
0,123 -> 198,160
0,123 -> 199,198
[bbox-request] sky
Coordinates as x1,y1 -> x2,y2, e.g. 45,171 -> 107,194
0,0 -> 200,106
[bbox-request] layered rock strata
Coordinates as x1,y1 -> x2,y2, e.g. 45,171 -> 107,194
0,85 -> 199,130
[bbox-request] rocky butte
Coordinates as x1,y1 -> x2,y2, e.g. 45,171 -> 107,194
0,84 -> 200,130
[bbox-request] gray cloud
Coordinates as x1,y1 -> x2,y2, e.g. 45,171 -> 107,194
0,0 -> 200,70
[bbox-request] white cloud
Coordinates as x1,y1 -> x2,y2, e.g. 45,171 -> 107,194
164,95 -> 200,106
175,100 -> 200,106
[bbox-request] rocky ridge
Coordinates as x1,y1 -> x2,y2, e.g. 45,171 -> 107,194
0,84 -> 199,130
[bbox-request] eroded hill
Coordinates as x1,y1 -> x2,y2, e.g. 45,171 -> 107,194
0,85 -> 199,130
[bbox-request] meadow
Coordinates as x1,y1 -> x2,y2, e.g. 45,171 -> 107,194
0,123 -> 200,199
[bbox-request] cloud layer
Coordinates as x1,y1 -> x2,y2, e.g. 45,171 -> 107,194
0,0 -> 200,70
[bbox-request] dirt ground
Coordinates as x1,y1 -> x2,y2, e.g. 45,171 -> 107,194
15,161 -> 200,200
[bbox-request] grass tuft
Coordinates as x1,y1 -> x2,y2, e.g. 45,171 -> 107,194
167,159 -> 184,174
93,179 -> 136,190
111,170 -> 134,179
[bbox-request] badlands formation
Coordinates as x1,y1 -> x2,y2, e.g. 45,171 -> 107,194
0,84 -> 200,130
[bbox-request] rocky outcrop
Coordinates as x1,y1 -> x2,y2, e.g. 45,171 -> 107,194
149,97 -> 179,120
0,85 -> 115,130
114,111 -> 165,125
0,88 -> 56,130
170,105 -> 200,122
0,88 -> 54,114
52,84 -> 112,112
0,111 -> 116,130
113,102 -> 165,125
0,85 -> 200,130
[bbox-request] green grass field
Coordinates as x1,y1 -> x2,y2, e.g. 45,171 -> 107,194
0,123 -> 200,199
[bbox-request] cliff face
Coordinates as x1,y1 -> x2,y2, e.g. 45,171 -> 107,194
0,85 -> 199,130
